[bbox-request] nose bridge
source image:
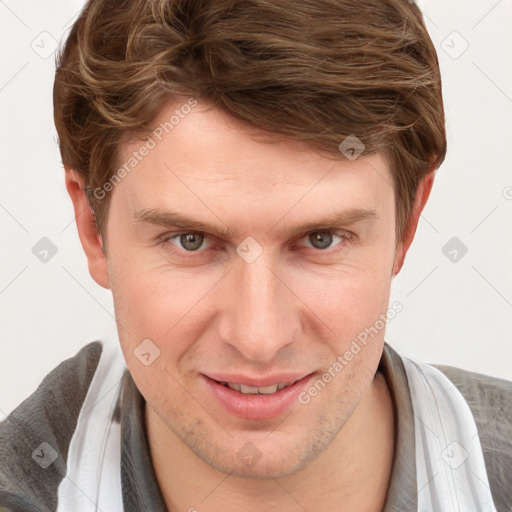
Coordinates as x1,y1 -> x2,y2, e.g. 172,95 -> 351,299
220,252 -> 297,361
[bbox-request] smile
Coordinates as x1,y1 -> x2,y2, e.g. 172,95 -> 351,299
202,373 -> 315,420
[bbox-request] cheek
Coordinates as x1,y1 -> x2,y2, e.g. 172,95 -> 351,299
291,256 -> 393,337
109,263 -> 199,412
109,255 -> 223,362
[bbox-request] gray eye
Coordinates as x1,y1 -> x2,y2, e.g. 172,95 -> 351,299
179,233 -> 204,251
308,232 -> 334,250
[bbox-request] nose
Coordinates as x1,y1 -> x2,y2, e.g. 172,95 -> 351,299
217,249 -> 300,362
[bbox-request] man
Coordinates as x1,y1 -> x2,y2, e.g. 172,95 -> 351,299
0,0 -> 510,511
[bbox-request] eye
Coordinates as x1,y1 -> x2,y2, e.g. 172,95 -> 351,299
162,232 -> 211,252
300,231 -> 348,251
158,229 -> 350,256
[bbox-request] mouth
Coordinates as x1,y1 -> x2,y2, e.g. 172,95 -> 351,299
201,373 -> 315,420
215,379 -> 299,395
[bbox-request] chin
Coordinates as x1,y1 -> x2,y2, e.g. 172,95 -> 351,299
182,422 -> 337,480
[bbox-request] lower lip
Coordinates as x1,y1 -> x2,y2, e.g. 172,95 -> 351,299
201,374 -> 314,420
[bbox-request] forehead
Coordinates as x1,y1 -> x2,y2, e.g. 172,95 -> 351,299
115,98 -> 394,219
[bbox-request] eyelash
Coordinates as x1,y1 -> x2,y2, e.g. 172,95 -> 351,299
157,230 -> 352,257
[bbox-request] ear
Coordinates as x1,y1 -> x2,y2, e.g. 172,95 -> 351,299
392,171 -> 435,276
65,169 -> 110,289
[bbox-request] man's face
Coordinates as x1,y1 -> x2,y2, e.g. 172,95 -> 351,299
105,98 -> 399,478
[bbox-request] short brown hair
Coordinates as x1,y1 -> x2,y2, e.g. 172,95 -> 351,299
54,0 -> 446,241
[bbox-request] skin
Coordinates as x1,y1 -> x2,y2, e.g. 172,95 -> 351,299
66,97 -> 434,511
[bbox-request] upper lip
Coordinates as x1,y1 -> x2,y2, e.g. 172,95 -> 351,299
204,372 -> 312,388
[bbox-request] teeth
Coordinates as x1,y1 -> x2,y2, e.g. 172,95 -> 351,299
222,382 -> 290,394
226,382 -> 241,392
256,384 -> 280,395
240,384 -> 264,394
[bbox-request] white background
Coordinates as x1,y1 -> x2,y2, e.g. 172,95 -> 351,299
1,0 -> 511,417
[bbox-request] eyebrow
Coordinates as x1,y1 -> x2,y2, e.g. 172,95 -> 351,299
134,207 -> 377,239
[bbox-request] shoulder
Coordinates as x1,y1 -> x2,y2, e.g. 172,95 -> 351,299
434,364 -> 512,512
0,341 -> 103,512
434,364 -> 512,430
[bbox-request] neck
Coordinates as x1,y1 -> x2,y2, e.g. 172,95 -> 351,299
146,372 -> 395,512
